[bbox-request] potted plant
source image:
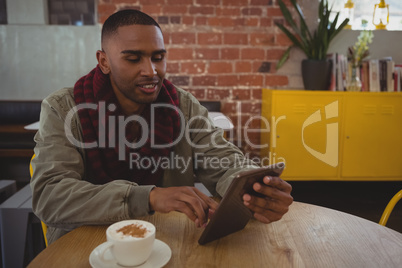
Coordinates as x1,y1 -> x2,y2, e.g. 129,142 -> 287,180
346,30 -> 374,91
276,0 -> 349,90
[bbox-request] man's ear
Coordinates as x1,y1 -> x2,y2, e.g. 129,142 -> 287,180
96,50 -> 111,74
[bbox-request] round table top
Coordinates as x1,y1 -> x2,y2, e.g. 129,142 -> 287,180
28,202 -> 402,268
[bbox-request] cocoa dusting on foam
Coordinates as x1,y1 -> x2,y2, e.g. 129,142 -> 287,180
117,223 -> 147,238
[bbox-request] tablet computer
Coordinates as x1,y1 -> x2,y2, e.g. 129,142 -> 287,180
198,162 -> 285,245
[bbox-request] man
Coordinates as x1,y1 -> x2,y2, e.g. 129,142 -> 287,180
31,9 -> 293,245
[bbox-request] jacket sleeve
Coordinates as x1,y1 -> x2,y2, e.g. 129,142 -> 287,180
181,92 -> 260,197
30,92 -> 154,234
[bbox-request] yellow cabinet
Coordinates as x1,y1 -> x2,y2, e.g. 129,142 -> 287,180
260,89 -> 402,181
342,94 -> 402,178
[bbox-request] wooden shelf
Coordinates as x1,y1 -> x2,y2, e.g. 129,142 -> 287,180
0,149 -> 34,158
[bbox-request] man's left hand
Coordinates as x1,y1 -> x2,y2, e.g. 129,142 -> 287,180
242,176 -> 293,224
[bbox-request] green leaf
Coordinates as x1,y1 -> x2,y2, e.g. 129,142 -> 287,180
276,0 -> 310,50
277,0 -> 299,34
276,46 -> 292,70
275,22 -> 307,53
289,0 -> 313,42
274,0 -> 348,67
331,18 -> 349,42
329,13 -> 340,35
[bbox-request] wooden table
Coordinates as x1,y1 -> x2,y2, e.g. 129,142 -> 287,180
28,202 -> 402,267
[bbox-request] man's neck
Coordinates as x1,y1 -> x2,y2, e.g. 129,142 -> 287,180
111,86 -> 146,116
118,98 -> 146,116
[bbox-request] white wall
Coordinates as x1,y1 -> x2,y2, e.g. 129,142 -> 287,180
0,25 -> 100,100
7,0 -> 48,25
328,30 -> 402,64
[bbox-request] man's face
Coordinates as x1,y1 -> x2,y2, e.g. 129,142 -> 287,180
100,25 -> 166,114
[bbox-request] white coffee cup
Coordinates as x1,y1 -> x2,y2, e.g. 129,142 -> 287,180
97,220 -> 156,267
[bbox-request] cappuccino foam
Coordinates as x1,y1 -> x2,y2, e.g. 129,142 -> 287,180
108,221 -> 154,241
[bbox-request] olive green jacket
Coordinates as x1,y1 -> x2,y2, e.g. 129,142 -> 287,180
30,86 -> 257,244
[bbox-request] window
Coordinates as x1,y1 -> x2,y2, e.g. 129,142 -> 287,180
48,0 -> 95,26
0,0 -> 6,24
328,0 -> 402,31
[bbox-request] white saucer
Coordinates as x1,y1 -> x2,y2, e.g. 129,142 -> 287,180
89,239 -> 172,268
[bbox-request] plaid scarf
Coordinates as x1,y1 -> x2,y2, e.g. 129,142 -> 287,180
73,66 -> 180,185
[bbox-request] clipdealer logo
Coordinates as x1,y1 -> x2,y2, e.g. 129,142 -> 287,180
301,101 -> 339,167
62,100 -> 339,168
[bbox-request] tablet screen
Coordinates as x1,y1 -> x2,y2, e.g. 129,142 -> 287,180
198,162 -> 285,245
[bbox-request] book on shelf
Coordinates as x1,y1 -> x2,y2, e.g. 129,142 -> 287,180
378,57 -> 395,92
327,53 -> 337,91
326,53 -> 347,91
337,54 -> 347,91
379,59 -> 387,91
395,65 -> 402,92
369,59 -> 380,92
386,60 -> 395,92
325,54 -> 400,92
361,61 -> 370,92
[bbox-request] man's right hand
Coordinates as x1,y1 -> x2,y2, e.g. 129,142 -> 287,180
149,186 -> 218,228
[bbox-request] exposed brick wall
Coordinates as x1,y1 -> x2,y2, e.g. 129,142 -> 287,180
97,0 -> 297,157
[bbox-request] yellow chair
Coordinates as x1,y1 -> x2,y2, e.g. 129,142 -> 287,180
29,154 -> 48,247
379,189 -> 402,226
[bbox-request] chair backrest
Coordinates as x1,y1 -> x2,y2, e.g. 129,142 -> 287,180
379,189 -> 402,226
0,100 -> 41,124
30,154 -> 48,247
199,101 -> 221,112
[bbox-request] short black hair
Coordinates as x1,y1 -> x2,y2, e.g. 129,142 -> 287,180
101,9 -> 161,46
